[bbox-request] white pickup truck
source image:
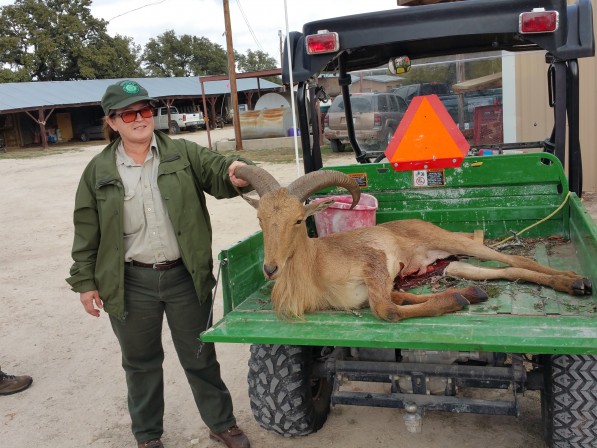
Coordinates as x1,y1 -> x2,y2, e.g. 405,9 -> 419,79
153,107 -> 204,133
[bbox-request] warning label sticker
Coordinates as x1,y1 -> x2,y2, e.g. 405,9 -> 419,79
412,169 -> 445,187
348,173 -> 368,188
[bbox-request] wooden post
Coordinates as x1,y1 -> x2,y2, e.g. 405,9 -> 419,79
165,99 -> 175,134
200,78 -> 212,150
456,55 -> 466,131
208,97 -> 218,129
245,91 -> 254,110
223,0 -> 243,150
26,108 -> 55,149
39,109 -> 48,149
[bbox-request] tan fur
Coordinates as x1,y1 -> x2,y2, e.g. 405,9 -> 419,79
243,181 -> 592,322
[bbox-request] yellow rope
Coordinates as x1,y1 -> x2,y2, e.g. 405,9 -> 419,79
489,191 -> 571,248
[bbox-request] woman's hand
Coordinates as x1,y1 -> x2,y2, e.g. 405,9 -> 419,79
228,161 -> 250,188
80,290 -> 103,317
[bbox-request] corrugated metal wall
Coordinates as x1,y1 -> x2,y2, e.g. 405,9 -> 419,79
516,2 -> 596,193
578,3 -> 597,193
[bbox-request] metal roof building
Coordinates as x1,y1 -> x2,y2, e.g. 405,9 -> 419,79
0,76 -> 281,149
0,76 -> 280,113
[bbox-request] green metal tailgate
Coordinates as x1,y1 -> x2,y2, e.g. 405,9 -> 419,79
202,154 -> 597,354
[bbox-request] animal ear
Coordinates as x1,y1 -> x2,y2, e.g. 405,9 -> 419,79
241,194 -> 260,209
305,199 -> 335,217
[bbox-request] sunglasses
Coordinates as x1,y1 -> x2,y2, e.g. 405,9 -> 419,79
115,106 -> 154,123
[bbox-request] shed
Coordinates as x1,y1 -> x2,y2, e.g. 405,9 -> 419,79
0,76 -> 281,149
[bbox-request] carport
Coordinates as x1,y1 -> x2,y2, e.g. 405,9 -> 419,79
0,76 -> 281,149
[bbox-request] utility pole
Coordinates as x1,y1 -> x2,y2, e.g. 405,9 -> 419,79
278,30 -> 284,67
278,30 -> 286,92
223,0 -> 242,149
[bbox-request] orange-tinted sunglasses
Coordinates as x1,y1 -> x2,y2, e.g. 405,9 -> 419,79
115,106 -> 154,123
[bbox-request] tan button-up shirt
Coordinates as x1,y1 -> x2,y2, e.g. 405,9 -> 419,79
116,136 -> 181,263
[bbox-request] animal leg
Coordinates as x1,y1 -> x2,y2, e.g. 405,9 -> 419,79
445,261 -> 592,296
363,255 -> 406,322
368,267 -> 484,322
385,289 -> 484,321
363,251 -> 488,323
439,234 -> 581,279
391,286 -> 488,305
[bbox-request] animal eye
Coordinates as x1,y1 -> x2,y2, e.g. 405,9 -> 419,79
295,219 -> 302,225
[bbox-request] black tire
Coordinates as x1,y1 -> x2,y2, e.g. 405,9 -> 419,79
330,139 -> 345,153
169,121 -> 180,134
247,344 -> 333,437
541,354 -> 597,447
382,128 -> 394,150
80,132 -> 89,142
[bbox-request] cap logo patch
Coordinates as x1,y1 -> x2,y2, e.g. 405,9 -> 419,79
121,81 -> 140,95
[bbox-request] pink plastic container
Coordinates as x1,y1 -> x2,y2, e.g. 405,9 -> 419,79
312,193 -> 378,237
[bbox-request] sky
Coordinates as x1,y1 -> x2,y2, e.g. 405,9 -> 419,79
0,0 -> 398,65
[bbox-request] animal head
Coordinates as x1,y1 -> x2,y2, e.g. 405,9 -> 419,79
234,165 -> 360,280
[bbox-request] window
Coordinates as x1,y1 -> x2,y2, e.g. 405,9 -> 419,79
377,95 -> 389,112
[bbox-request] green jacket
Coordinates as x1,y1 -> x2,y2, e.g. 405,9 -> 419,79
66,131 -> 252,320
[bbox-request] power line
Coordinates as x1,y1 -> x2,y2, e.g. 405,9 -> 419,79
108,0 -> 168,23
234,0 -> 265,53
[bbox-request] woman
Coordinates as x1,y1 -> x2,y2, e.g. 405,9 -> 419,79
67,80 -> 251,448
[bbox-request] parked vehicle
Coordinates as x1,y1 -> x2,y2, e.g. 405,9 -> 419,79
227,103 -> 248,123
152,106 -> 204,134
324,92 -> 407,152
438,89 -> 503,135
79,119 -> 105,142
392,83 -> 502,135
203,1 -> 596,447
391,82 -> 450,104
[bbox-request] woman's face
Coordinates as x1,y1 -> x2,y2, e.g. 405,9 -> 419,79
105,101 -> 155,145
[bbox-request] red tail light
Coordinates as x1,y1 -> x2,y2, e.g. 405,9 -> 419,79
182,114 -> 186,121
519,10 -> 558,34
374,113 -> 382,127
306,31 -> 339,54
323,113 -> 329,127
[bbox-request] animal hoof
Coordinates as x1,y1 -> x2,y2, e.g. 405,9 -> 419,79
384,310 -> 401,322
572,278 -> 593,296
451,293 -> 470,309
463,286 -> 489,304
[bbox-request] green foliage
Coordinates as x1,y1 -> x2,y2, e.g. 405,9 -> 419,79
0,2 -> 279,82
142,30 -> 228,77
466,58 -> 502,80
235,49 -> 281,84
398,64 -> 456,86
235,49 -> 276,72
0,0 -> 142,81
396,56 -> 501,88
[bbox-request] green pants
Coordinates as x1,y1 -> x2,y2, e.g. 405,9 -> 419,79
109,263 -> 235,442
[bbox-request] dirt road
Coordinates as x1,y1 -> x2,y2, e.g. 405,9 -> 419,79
1,129 -> 595,448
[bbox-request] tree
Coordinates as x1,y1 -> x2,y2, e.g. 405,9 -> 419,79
235,49 -> 280,84
0,0 -> 142,81
142,30 -> 228,77
235,49 -> 277,72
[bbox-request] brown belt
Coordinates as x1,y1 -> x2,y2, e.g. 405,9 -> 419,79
128,259 -> 183,271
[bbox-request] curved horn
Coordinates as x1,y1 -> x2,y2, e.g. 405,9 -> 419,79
287,170 -> 361,208
234,165 -> 281,196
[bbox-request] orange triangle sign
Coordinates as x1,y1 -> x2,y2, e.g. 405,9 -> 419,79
385,94 -> 470,171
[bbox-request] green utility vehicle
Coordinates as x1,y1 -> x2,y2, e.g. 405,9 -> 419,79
202,1 -> 597,446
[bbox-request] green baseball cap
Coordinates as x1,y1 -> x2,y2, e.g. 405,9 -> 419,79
101,80 -> 157,116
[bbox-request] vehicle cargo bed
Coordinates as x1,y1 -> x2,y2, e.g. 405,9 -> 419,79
202,154 -> 597,354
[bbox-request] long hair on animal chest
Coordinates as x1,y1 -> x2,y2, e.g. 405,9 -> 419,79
270,237 -> 327,319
